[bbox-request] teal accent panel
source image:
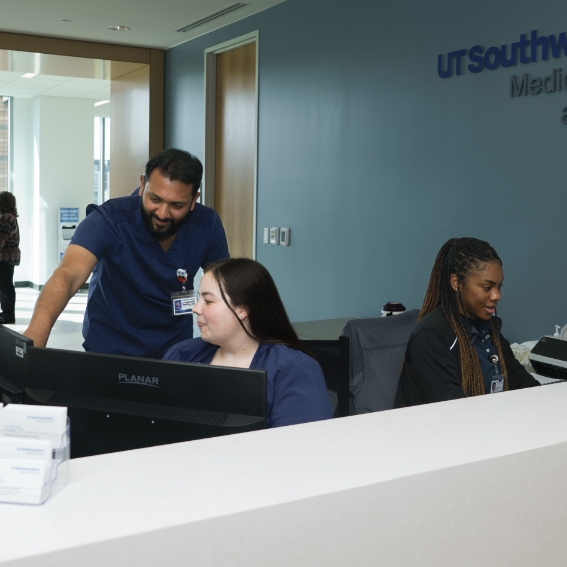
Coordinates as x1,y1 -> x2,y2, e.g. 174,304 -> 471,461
165,0 -> 567,342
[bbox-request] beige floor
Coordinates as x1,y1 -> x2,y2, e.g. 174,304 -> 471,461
6,287 -> 87,351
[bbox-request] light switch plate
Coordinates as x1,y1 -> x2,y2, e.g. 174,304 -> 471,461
280,228 -> 290,246
263,228 -> 269,244
269,227 -> 279,245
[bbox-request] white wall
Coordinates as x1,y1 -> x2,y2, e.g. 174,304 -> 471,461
94,102 -> 111,119
13,96 -> 94,286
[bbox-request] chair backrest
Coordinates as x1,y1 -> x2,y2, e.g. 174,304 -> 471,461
342,310 -> 419,414
300,337 -> 349,418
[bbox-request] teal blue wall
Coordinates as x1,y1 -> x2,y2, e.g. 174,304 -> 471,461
165,0 -> 567,342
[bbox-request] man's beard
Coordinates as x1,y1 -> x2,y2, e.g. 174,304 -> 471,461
140,200 -> 183,240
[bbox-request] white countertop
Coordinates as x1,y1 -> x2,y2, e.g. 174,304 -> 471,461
2,383 -> 567,566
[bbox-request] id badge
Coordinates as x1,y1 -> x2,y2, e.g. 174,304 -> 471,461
490,374 -> 504,394
171,290 -> 199,316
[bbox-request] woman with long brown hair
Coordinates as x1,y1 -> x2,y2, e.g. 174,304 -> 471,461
164,258 -> 332,427
394,237 -> 539,408
0,191 -> 20,324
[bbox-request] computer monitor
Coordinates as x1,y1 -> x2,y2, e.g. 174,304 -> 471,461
24,347 -> 267,458
0,325 -> 33,403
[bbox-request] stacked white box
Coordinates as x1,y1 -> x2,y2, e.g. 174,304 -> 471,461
0,459 -> 51,505
0,404 -> 67,445
0,404 -> 70,505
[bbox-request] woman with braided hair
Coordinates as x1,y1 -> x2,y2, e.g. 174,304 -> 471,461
394,237 -> 539,408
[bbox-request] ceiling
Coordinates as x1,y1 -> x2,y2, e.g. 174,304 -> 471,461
0,71 -> 110,100
0,0 -> 286,50
0,51 -> 149,101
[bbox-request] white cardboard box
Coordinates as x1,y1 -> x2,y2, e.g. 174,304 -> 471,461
0,459 -> 48,489
0,483 -> 51,505
0,437 -> 53,462
0,404 -> 67,435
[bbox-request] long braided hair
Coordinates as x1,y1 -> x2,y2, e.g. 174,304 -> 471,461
420,238 -> 507,397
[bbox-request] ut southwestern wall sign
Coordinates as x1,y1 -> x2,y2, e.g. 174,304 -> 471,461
438,29 -> 567,122
438,30 -> 567,77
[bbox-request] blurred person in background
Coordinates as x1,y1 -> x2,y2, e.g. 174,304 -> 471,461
0,191 -> 20,324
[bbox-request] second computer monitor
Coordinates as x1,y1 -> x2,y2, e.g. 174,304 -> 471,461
25,347 -> 267,458
0,325 -> 33,399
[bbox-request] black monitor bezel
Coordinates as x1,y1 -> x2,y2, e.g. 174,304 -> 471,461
24,346 -> 268,458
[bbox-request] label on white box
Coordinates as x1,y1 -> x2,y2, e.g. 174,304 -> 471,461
0,404 -> 67,435
1,430 -> 66,447
0,459 -> 48,489
0,437 -> 53,462
0,484 -> 51,505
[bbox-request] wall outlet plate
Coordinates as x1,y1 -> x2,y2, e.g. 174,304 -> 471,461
269,227 -> 279,245
279,227 -> 290,246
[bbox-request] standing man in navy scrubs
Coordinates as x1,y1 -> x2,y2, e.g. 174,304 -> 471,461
24,149 -> 229,358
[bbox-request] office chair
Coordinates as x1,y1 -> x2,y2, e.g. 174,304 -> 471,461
342,310 -> 419,414
300,337 -> 349,418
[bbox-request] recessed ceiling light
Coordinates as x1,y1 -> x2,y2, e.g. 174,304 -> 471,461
108,25 -> 130,31
94,100 -> 111,107
21,73 -> 38,79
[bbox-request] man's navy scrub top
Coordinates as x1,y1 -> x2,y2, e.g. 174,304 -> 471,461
70,195 -> 229,358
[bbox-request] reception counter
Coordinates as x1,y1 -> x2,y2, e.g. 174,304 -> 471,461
1,383 -> 567,566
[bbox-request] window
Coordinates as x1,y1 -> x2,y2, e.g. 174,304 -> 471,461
94,116 -> 110,204
0,97 -> 10,192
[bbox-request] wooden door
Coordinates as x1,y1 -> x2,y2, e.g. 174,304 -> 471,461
110,65 -> 149,198
214,42 -> 256,258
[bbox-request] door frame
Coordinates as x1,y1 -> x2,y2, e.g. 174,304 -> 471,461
0,31 -> 164,158
203,30 -> 259,259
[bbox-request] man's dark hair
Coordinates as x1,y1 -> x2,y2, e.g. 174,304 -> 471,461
144,149 -> 203,196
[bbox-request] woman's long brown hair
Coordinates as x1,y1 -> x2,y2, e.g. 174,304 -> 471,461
204,258 -> 314,358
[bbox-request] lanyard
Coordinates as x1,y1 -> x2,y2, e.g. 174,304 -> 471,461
171,268 -> 197,316
489,353 -> 499,377
489,353 -> 504,393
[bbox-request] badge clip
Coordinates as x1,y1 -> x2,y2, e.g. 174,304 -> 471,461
177,268 -> 188,291
489,354 -> 503,393
171,269 -> 197,316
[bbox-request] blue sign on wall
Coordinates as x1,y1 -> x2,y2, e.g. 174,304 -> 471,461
438,30 -> 567,78
59,208 -> 79,223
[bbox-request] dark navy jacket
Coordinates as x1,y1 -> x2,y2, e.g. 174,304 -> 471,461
164,338 -> 333,428
394,305 -> 540,408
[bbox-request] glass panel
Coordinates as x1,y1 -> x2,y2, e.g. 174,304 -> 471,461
0,97 -> 10,192
103,118 -> 110,202
94,116 -> 101,204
